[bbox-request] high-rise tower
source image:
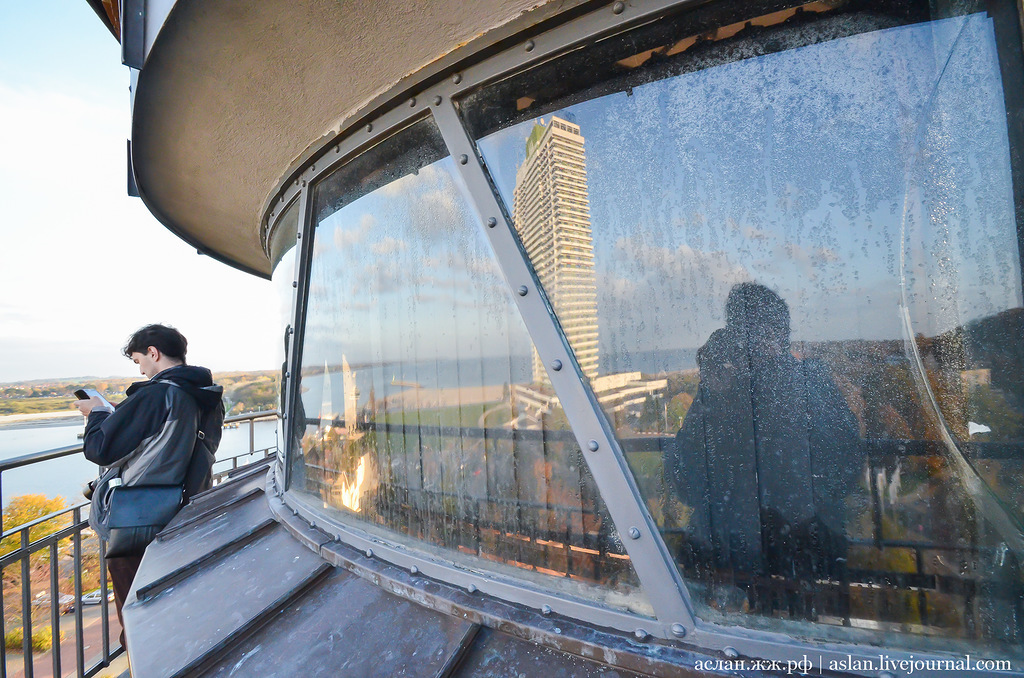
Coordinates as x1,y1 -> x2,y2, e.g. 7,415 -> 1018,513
512,116 -> 599,385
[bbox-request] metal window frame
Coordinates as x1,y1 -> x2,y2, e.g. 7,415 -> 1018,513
260,0 -> 1024,672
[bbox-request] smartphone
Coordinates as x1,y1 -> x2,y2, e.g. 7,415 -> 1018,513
74,388 -> 116,410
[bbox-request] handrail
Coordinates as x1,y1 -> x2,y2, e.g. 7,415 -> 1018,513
0,444 -> 84,474
0,410 -> 279,475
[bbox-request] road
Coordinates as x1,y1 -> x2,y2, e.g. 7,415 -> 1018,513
4,604 -> 122,678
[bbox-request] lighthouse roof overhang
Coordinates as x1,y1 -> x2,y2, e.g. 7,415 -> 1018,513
129,0 -> 588,278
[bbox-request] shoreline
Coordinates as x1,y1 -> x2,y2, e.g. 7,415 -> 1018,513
0,411 -> 83,430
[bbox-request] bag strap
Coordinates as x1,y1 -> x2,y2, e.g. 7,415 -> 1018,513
157,379 -> 219,500
156,379 -> 207,440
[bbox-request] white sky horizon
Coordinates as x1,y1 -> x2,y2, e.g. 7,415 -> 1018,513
0,2 -> 281,383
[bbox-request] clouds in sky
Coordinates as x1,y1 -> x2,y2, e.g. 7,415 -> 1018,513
0,7 -> 280,382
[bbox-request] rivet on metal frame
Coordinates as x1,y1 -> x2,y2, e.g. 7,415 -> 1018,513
310,164 -> 315,172
634,629 -> 648,641
335,146 -> 341,154
525,39 -> 535,52
487,217 -> 497,228
285,372 -> 291,379
670,623 -> 687,638
366,548 -> 374,558
588,440 -> 599,452
612,1 -> 625,14
452,73 -> 462,84
433,95 -> 443,106
628,527 -> 641,540
409,97 -> 417,107
724,647 -> 739,659
367,123 -> 373,133
459,154 -> 469,165
517,285 -> 529,296
301,180 -> 307,188
410,565 -> 419,575
541,605 -> 552,615
292,281 -> 298,288
551,359 -> 562,371
468,584 -> 478,593
296,231 -> 301,239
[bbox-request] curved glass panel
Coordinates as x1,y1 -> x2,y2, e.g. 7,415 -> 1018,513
466,0 -> 1024,655
290,118 -> 649,615
269,196 -> 300,271
271,198 -> 299,443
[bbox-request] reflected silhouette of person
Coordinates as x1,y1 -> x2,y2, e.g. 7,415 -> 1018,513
667,283 -> 862,590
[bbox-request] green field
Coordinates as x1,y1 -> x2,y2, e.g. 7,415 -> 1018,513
0,397 -> 78,416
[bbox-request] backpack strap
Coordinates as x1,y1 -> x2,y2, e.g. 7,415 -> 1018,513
155,380 -> 218,499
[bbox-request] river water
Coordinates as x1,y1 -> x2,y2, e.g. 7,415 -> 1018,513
0,417 -> 278,509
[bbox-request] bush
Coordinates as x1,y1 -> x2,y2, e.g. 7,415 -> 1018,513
4,627 -> 22,650
32,627 -> 60,652
4,626 -> 63,652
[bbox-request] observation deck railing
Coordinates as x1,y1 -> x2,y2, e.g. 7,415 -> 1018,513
0,410 -> 278,678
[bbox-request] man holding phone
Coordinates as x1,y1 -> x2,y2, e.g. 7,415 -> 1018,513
73,324 -> 224,647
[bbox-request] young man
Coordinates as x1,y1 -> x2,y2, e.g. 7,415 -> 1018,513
74,324 -> 224,646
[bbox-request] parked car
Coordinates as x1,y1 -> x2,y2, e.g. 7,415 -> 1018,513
81,588 -> 115,606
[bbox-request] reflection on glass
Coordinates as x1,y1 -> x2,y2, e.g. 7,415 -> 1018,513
471,0 -> 1024,655
290,119 -> 649,615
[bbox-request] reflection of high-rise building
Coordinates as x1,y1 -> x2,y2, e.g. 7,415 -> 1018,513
342,354 -> 360,434
513,116 -> 599,384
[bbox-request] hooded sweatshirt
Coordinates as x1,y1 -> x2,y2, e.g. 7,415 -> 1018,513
83,365 -> 224,487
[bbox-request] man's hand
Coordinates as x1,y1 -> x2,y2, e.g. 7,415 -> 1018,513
73,396 -> 105,417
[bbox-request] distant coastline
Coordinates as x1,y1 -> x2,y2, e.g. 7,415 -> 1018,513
0,410 -> 82,430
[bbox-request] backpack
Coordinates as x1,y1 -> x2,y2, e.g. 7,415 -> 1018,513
159,380 -> 225,501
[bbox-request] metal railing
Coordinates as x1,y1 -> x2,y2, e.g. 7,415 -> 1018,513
0,410 -> 278,678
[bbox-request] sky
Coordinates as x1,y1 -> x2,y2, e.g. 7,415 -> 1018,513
0,1 -> 281,382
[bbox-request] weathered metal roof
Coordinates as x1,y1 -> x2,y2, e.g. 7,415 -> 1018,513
123,460 -> 704,676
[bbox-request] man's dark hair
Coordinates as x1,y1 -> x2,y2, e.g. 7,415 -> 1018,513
123,324 -> 188,362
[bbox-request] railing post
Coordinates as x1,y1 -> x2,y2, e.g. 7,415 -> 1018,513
49,542 -> 61,678
100,536 -> 111,660
20,527 -> 33,678
0,541 -> 6,677
249,417 -> 256,456
73,508 -> 84,678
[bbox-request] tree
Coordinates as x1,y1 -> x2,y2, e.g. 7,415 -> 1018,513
0,495 -> 71,559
